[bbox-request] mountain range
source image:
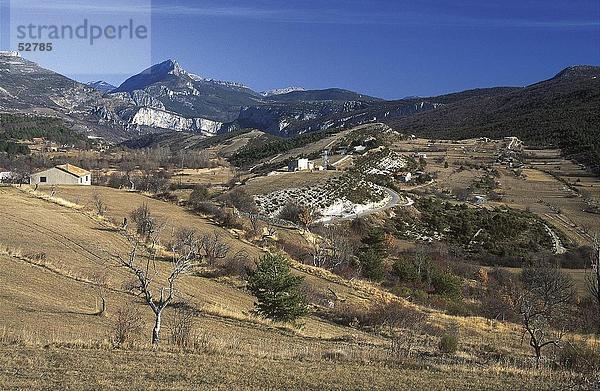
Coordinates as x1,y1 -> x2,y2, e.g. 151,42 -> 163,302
0,51 -> 598,171
87,81 -> 117,94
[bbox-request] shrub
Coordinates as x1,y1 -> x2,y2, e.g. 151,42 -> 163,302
430,270 -> 462,297
557,340 -> 600,372
214,207 -> 242,229
392,258 -> 418,282
169,303 -> 197,348
278,201 -> 302,224
366,300 -> 427,331
220,188 -> 257,213
221,250 -> 254,279
130,203 -> 158,237
107,172 -> 129,189
439,332 -> 459,354
188,185 -> 210,209
192,201 -> 221,216
143,170 -> 171,194
112,304 -> 143,347
321,350 -> 349,361
92,192 -> 107,216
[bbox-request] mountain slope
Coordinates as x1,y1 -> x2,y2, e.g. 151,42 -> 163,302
0,52 -> 134,139
266,88 -> 381,102
387,65 -> 600,172
87,81 -> 116,94
111,60 -> 382,134
112,59 -> 262,123
0,55 -> 237,138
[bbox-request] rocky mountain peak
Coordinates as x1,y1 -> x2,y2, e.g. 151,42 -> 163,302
87,81 -> 117,93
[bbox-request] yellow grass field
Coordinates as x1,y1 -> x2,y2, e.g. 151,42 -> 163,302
243,171 -> 340,195
0,185 -> 595,390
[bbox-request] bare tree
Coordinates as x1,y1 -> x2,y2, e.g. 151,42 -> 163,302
248,212 -> 263,237
113,303 -> 143,347
121,160 -> 137,191
298,205 -> 321,231
92,192 -> 107,216
130,203 -> 161,239
90,271 -> 108,316
517,260 -> 575,367
309,226 -> 356,271
586,234 -> 600,333
169,303 -> 197,348
200,231 -> 230,265
113,228 -> 199,346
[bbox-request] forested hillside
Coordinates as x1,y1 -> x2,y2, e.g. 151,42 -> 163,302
0,114 -> 85,154
388,66 -> 600,173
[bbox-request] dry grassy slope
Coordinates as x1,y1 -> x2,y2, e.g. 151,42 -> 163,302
0,345 -> 572,391
0,186 -> 381,340
0,185 -> 591,389
243,171 -> 341,195
210,129 -> 267,157
260,126 -> 357,167
0,185 -> 535,347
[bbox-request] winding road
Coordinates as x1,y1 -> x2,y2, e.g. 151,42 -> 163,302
321,187 -> 410,224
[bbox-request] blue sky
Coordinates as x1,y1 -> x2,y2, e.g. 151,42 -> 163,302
2,0 -> 599,98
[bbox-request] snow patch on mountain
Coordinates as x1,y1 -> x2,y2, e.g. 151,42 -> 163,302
87,81 -> 117,93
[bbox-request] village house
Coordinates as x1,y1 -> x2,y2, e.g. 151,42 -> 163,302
0,170 -> 13,183
395,172 -> 412,183
288,158 -> 314,172
30,164 -> 91,186
473,195 -> 487,205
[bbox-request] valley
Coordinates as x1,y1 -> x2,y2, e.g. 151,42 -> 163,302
0,52 -> 598,390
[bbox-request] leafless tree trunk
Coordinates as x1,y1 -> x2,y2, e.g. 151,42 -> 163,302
518,293 -> 565,368
517,260 -> 575,366
112,222 -> 199,346
200,231 -> 230,265
90,271 -> 108,316
308,226 -> 356,271
248,212 -> 262,237
298,205 -> 321,231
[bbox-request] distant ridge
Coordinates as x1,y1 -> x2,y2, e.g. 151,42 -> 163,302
87,81 -> 117,94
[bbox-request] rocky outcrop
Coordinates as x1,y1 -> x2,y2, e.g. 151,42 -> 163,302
128,106 -> 224,136
130,90 -> 166,110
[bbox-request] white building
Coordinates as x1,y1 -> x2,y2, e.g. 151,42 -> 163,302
396,172 -> 412,182
288,158 -> 314,172
0,171 -> 13,183
473,195 -> 487,205
30,164 -> 91,186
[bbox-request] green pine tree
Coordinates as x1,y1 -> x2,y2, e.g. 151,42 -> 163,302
247,254 -> 309,322
358,228 -> 388,281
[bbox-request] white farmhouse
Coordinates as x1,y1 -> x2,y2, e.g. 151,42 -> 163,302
30,164 -> 91,186
395,172 -> 412,183
288,158 -> 314,172
0,171 -> 13,183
